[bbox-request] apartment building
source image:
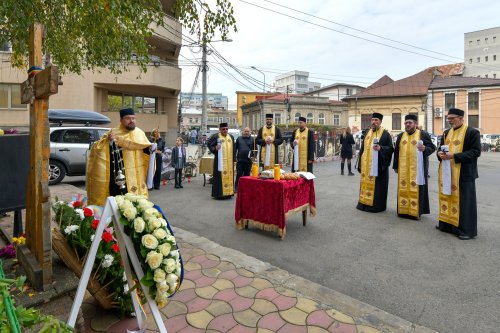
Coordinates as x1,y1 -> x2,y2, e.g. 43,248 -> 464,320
463,26 -> 500,79
273,70 -> 321,94
0,1 -> 182,144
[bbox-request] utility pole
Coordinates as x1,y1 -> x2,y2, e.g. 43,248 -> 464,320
201,43 -> 208,135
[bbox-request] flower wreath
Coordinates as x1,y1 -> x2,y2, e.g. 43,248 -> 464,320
115,193 -> 184,308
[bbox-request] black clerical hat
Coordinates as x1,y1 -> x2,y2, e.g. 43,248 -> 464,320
448,108 -> 465,117
120,107 -> 135,118
405,114 -> 418,122
372,112 -> 383,120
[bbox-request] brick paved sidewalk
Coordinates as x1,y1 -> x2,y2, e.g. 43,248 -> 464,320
0,184 -> 436,333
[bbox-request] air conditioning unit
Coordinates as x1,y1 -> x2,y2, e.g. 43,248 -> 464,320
435,107 -> 442,118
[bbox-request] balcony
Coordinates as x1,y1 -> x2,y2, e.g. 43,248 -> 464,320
149,15 -> 182,57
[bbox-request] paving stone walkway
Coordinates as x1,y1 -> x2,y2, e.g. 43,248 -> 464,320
1,184 -> 436,333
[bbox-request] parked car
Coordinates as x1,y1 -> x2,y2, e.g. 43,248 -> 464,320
49,126 -> 110,185
48,109 -> 111,185
482,133 -> 500,146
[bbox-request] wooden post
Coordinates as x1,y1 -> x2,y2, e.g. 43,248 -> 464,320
22,23 -> 53,289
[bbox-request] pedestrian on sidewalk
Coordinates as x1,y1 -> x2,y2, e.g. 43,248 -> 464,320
234,127 -> 254,190
392,114 -> 435,220
340,127 -> 355,176
190,128 -> 198,145
436,108 -> 481,240
171,137 -> 186,188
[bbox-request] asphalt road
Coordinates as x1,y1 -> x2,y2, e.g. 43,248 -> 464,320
66,153 -> 500,333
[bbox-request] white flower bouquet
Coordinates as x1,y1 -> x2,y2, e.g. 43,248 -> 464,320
116,193 -> 183,308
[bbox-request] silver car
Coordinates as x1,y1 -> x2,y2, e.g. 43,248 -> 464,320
49,126 -> 109,185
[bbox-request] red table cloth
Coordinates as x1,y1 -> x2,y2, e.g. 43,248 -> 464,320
235,176 -> 316,238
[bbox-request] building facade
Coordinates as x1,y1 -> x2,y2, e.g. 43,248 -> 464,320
181,107 -> 238,131
463,26 -> 500,79
179,92 -> 228,110
235,91 -> 278,127
429,76 -> 500,135
273,70 -> 321,94
304,83 -> 365,101
241,94 -> 348,131
1,2 -> 182,144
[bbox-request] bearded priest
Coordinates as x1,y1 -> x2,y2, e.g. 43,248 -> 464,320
436,108 -> 481,240
208,123 -> 236,199
256,114 -> 283,170
87,108 -> 153,206
291,116 -> 315,173
392,114 -> 436,220
356,113 -> 394,213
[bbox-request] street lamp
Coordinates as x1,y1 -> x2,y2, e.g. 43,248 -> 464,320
250,66 -> 265,93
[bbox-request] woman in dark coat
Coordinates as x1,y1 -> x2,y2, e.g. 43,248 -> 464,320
340,127 -> 355,175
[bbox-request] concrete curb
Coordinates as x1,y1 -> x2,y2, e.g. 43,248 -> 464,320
173,226 -> 438,333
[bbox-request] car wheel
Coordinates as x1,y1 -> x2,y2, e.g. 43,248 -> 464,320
49,160 -> 66,185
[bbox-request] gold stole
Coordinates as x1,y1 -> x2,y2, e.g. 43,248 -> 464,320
219,133 -> 234,196
438,125 -> 467,227
358,127 -> 384,206
86,125 -> 151,206
260,125 -> 276,169
295,128 -> 309,171
397,130 -> 421,217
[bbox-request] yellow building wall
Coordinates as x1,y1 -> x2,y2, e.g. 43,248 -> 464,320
236,92 -> 276,127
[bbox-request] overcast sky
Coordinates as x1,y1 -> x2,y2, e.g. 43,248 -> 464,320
179,0 -> 500,108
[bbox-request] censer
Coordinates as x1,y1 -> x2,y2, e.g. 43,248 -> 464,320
111,140 -> 126,189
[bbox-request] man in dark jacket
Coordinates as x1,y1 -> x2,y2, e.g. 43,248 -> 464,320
436,108 -> 481,240
234,127 -> 255,190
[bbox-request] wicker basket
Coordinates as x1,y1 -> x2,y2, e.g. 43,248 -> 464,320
52,228 -> 115,309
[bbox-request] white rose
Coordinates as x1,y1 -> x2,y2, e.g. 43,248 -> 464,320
102,254 -> 114,268
157,281 -> 169,292
115,195 -> 124,205
75,208 -> 85,220
166,273 -> 179,288
164,258 -> 176,273
146,251 -> 163,270
158,218 -> 167,227
154,269 -> 166,283
118,199 -> 133,211
144,208 -> 157,220
123,206 -> 137,221
148,218 -> 161,231
123,284 -> 129,294
133,217 -> 146,233
176,262 -> 182,273
158,243 -> 172,256
169,250 -> 179,259
166,235 -> 176,245
138,198 -> 154,211
153,228 -> 168,240
142,234 -> 158,250
124,193 -> 140,202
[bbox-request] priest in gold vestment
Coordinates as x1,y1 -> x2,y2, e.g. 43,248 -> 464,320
392,114 -> 436,220
356,113 -> 394,213
436,108 -> 481,240
208,123 -> 236,199
256,114 -> 283,170
291,116 -> 315,173
86,108 -> 152,206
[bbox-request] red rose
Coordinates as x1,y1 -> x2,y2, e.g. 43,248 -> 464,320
72,201 -> 81,208
84,207 -> 93,217
102,232 -> 113,243
91,219 -> 99,230
111,243 -> 120,253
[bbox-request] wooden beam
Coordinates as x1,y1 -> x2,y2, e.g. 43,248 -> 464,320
23,22 -> 53,290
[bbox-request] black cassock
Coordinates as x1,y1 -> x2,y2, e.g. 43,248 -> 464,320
208,133 -> 236,199
256,126 -> 283,165
392,130 -> 436,218
436,126 -> 481,238
356,129 -> 394,213
290,128 -> 315,173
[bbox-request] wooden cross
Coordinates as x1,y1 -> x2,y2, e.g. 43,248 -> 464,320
18,23 -> 59,290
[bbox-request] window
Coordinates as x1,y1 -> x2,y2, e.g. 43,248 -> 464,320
477,39 -> 480,45
189,118 -> 193,123
61,129 -> 93,144
0,41 -> 11,52
485,56 -> 489,62
468,92 -> 479,109
107,92 -> 157,113
468,115 -> 479,128
392,113 -> 401,131
361,114 -> 371,129
297,84 -> 308,88
477,57 -> 480,63
274,113 -> 281,125
333,114 -> 340,126
294,112 -> 301,123
346,88 -> 352,96
494,55 -> 497,61
469,58 -> 473,64
318,113 -> 325,125
306,113 -> 313,124
469,40 -> 472,47
486,37 -> 489,44
0,84 -> 28,109
445,93 -> 455,110
494,74 -> 497,78
485,74 -> 489,78
494,36 -> 497,43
